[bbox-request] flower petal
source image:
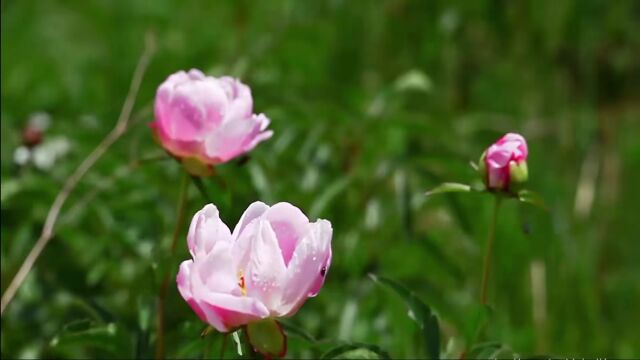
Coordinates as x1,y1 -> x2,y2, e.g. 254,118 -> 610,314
151,70 -> 271,165
279,219 -> 333,316
155,71 -> 227,142
204,114 -> 272,163
187,204 -> 232,258
232,201 -> 270,238
218,76 -> 254,121
197,293 -> 269,332
307,246 -> 332,297
246,220 -> 287,314
264,202 -> 311,266
190,252 -> 270,332
197,241 -> 239,295
176,260 -> 208,323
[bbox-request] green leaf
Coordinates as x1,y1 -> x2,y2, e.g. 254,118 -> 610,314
231,330 -> 243,356
50,322 -> 130,355
309,176 -> 351,218
393,69 -> 432,93
469,342 -> 516,359
425,182 -> 472,196
280,320 -> 318,343
369,274 -> 440,359
321,343 -> 391,359
190,175 -> 213,203
246,319 -> 287,358
468,341 -> 501,358
0,179 -> 21,203
517,189 -> 547,210
463,304 -> 492,348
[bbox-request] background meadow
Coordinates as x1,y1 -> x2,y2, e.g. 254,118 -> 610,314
2,0 -> 640,358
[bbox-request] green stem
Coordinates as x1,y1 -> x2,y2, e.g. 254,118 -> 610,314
219,333 -> 228,359
190,175 -> 212,203
155,172 -> 190,359
480,196 -> 502,305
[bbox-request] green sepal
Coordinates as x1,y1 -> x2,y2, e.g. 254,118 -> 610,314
478,150 -> 487,179
181,157 -> 214,177
509,161 -> 528,184
246,319 -> 287,358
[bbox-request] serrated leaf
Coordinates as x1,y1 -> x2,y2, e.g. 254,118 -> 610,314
517,189 -> 547,210
425,182 -> 472,196
321,343 -> 391,359
369,274 -> 440,359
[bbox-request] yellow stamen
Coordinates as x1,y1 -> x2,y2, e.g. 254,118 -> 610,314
238,270 -> 247,296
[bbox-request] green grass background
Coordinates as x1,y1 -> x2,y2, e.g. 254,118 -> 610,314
2,0 -> 639,358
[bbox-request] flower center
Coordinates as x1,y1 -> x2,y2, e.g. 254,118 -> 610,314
238,270 -> 247,296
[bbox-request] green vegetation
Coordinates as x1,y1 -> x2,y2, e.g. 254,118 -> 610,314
2,0 -> 639,358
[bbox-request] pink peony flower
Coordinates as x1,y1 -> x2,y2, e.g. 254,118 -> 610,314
482,133 -> 528,191
177,202 -> 333,333
150,69 -> 272,167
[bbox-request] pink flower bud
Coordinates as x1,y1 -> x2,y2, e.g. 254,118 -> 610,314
150,69 -> 272,168
177,202 -> 333,333
481,133 -> 528,191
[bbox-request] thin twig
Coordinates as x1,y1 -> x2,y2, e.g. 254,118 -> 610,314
58,164 -> 131,227
0,32 -> 156,315
155,172 -> 190,359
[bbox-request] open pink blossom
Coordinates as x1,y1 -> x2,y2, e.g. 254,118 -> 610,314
482,133 -> 528,191
177,202 -> 333,332
150,69 -> 272,166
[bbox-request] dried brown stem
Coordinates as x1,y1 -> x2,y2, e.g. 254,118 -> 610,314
0,32 -> 156,315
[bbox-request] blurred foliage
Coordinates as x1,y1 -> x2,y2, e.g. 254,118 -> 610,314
2,0 -> 640,358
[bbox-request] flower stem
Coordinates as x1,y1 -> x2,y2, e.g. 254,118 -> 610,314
155,172 -> 190,359
220,333 -> 228,359
480,196 -> 502,305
